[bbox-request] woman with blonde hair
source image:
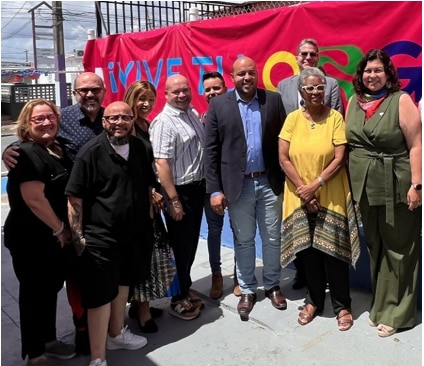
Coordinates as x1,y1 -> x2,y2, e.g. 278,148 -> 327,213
123,81 -> 176,333
4,99 -> 76,365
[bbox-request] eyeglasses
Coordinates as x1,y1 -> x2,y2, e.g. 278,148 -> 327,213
74,87 -> 104,95
103,115 -> 133,123
298,52 -> 318,58
301,84 -> 326,93
30,114 -> 57,123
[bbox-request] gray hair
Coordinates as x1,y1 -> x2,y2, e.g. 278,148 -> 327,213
296,38 -> 319,54
298,67 -> 326,90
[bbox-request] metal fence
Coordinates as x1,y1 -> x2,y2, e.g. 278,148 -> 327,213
94,1 -> 304,36
1,83 -> 73,120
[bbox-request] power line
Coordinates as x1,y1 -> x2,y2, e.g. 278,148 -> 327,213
1,1 -> 27,30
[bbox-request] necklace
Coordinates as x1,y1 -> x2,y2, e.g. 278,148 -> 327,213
302,106 -> 327,129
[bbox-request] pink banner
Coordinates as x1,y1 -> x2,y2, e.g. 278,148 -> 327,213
83,1 -> 422,117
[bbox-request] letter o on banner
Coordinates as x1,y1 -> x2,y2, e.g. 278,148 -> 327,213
263,51 -> 299,91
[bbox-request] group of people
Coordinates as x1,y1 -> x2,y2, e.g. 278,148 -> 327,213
2,38 -> 421,366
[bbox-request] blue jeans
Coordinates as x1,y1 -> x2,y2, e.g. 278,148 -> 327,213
204,194 -> 224,275
227,175 -> 282,294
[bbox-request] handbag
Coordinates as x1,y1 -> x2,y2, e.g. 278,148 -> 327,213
133,213 -> 180,300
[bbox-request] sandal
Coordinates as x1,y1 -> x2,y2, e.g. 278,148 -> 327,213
377,324 -> 397,338
337,309 -> 353,331
368,318 -> 378,327
298,304 -> 317,326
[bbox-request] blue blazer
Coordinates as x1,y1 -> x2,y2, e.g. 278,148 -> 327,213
204,89 -> 286,203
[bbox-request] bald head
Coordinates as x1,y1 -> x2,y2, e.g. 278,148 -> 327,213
104,101 -> 132,117
73,72 -> 106,119
103,101 -> 134,145
231,56 -> 258,101
165,74 -> 192,111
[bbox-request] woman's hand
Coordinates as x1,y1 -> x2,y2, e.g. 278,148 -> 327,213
57,227 -> 72,248
304,197 -> 321,213
151,188 -> 164,212
296,181 -> 320,203
407,187 -> 422,211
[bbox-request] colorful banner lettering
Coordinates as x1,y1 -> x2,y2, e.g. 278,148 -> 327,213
83,1 -> 422,118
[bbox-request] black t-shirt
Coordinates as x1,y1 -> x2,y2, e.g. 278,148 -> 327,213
4,141 -> 72,253
65,131 -> 156,246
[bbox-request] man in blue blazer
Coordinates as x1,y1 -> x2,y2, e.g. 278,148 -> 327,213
204,56 -> 287,321
276,38 -> 344,290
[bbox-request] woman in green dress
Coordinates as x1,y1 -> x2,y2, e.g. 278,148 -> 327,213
345,49 -> 421,337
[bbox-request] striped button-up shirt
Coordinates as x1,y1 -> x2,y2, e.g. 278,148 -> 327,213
149,103 -> 204,185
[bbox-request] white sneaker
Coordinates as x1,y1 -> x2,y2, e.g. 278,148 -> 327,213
106,326 -> 147,350
89,359 -> 107,366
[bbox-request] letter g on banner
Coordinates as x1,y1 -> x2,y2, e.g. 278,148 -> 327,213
263,51 -> 299,91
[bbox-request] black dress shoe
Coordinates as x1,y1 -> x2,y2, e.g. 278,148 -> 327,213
265,286 -> 287,310
237,293 -> 257,321
139,318 -> 158,333
292,275 -> 306,290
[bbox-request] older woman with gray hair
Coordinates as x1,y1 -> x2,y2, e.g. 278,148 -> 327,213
278,67 -> 360,331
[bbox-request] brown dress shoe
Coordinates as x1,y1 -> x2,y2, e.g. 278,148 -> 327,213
209,274 -> 223,299
265,286 -> 287,310
237,293 -> 257,321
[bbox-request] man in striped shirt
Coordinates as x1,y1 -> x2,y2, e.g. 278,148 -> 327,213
149,74 -> 205,321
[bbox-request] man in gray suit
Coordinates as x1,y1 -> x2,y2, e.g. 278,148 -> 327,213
277,38 -> 344,290
277,38 -> 343,115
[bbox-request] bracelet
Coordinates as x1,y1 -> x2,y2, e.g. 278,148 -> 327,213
53,222 -> 65,237
171,199 -> 181,207
169,194 -> 179,202
317,176 -> 326,186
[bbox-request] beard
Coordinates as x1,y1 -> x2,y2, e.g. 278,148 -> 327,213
108,135 -> 129,146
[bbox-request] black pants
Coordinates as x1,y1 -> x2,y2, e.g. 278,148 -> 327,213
303,246 -> 351,315
11,243 -> 65,360
164,181 -> 205,301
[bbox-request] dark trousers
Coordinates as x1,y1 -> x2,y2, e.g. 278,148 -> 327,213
164,181 -> 205,301
11,246 -> 65,359
303,246 -> 351,315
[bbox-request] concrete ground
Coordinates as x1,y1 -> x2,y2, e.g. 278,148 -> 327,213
1,198 -> 422,366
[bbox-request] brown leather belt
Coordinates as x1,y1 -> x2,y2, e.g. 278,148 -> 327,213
245,171 -> 265,178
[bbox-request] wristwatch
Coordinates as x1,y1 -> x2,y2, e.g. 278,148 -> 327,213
411,183 -> 422,191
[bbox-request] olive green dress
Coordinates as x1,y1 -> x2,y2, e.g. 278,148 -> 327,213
346,91 -> 421,329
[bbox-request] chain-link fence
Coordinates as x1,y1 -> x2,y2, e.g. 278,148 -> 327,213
95,1 -> 305,36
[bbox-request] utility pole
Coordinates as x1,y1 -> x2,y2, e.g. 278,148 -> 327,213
52,1 -> 67,108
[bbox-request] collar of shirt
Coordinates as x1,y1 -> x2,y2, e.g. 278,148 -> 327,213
164,102 -> 199,117
235,89 -> 258,104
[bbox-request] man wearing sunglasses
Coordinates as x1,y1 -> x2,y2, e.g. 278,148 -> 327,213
277,39 -> 343,291
277,38 -> 343,117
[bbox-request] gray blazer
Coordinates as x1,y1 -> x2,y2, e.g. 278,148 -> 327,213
277,75 -> 343,115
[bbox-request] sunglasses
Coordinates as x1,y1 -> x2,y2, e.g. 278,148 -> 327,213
299,52 -> 318,58
30,114 -> 57,124
301,84 -> 326,93
74,87 -> 104,95
103,115 -> 133,123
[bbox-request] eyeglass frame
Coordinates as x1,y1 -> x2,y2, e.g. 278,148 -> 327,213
103,115 -> 134,123
298,51 -> 318,58
301,84 -> 326,93
74,87 -> 104,95
30,114 -> 58,124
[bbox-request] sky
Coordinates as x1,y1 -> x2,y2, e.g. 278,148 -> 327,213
1,1 -> 98,64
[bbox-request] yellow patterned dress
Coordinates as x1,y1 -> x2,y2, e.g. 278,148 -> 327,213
279,108 -> 360,268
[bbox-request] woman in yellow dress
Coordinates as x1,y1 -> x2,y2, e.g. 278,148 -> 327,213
278,67 -> 360,330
